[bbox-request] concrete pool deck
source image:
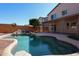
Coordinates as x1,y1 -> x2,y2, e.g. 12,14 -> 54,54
0,33 -> 17,56
0,40 -> 13,56
33,32 -> 79,55
0,33 -> 31,56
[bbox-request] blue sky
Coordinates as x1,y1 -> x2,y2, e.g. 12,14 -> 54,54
0,3 -> 58,25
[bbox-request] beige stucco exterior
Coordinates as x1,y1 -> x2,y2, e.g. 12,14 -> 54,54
52,15 -> 79,33
39,17 -> 48,32
41,3 -> 79,34
48,3 -> 79,21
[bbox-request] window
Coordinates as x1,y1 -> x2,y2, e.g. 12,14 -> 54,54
71,22 -> 77,29
71,22 -> 76,26
62,10 -> 67,16
51,14 -> 57,20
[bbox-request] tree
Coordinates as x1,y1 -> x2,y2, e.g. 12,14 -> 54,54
29,18 -> 40,28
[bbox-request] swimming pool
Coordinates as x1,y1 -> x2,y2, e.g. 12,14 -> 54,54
12,35 -> 79,56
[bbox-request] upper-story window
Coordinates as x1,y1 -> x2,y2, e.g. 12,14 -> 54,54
62,10 -> 67,16
51,14 -> 57,20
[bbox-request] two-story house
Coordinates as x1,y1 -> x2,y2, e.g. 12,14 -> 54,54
43,3 -> 79,34
39,17 -> 49,32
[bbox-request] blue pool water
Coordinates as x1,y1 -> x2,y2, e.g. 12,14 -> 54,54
12,35 -> 29,54
12,35 -> 79,56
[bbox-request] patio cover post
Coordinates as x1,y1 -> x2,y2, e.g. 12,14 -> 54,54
77,17 -> 79,35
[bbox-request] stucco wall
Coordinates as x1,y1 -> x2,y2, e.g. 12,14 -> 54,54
0,24 -> 34,33
48,3 -> 79,21
53,17 -> 78,34
0,24 -> 17,33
